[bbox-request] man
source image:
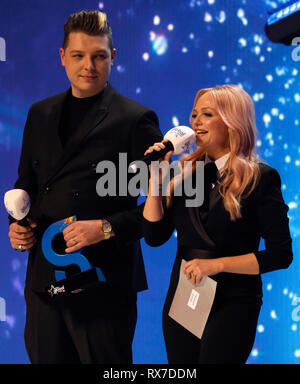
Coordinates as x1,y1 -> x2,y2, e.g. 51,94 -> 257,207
8,10 -> 162,363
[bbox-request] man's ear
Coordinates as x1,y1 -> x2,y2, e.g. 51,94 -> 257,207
111,48 -> 117,66
59,48 -> 66,67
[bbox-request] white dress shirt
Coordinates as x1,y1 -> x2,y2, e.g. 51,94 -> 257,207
204,152 -> 230,188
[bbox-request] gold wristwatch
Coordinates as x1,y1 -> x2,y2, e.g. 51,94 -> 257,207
102,219 -> 112,240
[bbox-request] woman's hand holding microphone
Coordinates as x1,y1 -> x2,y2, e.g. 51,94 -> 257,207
144,139 -> 173,197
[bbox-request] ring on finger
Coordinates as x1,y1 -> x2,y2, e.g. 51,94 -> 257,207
18,244 -> 24,251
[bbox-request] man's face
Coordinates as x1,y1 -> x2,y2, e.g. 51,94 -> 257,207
60,32 -> 116,98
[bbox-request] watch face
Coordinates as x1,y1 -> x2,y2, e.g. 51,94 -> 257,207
102,221 -> 112,233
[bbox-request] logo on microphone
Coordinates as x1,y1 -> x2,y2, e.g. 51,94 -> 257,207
168,127 -> 187,137
0,296 -> 6,322
0,37 -> 6,62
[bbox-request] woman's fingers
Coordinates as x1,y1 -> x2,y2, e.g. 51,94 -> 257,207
164,151 -> 173,163
144,142 -> 166,156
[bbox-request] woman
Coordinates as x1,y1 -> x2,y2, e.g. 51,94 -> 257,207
143,85 -> 293,364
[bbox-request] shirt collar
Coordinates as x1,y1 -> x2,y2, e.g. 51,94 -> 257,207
205,152 -> 230,172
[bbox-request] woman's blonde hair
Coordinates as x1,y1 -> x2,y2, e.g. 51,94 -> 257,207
169,84 -> 261,221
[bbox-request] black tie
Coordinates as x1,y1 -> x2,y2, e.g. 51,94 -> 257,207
200,162 -> 218,216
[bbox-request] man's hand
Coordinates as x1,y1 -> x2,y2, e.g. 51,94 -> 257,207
8,219 -> 37,251
63,220 -> 114,253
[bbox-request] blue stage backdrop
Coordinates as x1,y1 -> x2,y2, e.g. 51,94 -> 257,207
0,0 -> 299,364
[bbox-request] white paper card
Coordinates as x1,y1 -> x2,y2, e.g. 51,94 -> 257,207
168,259 -> 217,339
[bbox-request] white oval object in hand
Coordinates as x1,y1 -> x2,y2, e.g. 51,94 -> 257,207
164,126 -> 196,155
4,189 -> 31,220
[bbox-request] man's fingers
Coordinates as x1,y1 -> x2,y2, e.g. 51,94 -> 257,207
9,230 -> 36,243
63,229 -> 78,243
62,223 -> 76,237
23,240 -> 37,250
12,239 -> 36,251
12,236 -> 36,246
27,219 -> 38,228
9,231 -> 35,241
65,237 -> 80,248
9,222 -> 32,233
65,242 -> 83,253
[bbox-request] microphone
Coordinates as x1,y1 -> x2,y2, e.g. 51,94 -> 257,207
129,126 -> 196,173
4,189 -> 31,227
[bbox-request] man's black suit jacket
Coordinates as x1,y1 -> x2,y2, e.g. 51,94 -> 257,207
14,83 -> 163,296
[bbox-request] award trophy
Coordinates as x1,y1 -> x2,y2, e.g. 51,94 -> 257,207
4,189 -> 106,298
42,215 -> 106,297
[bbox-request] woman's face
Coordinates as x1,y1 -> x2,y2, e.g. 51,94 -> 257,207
190,92 -> 230,160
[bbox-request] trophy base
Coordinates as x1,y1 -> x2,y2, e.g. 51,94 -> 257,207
45,268 -> 104,298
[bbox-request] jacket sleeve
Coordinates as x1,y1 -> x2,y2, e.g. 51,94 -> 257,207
129,110 -> 163,161
104,109 -> 163,247
9,106 -> 38,224
253,166 -> 293,273
142,207 -> 175,247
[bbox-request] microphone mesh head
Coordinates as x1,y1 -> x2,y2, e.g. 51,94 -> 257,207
4,189 -> 31,220
164,126 -> 196,154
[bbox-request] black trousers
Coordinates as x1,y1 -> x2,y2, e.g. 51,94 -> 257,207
24,287 -> 137,364
162,261 -> 262,364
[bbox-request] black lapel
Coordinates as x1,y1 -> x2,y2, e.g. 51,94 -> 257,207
45,91 -> 68,163
44,83 -> 115,186
188,206 -> 216,248
208,172 -> 226,211
208,182 -> 222,211
187,167 -> 226,248
187,156 -> 216,248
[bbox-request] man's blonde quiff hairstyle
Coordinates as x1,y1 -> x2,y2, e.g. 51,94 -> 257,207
62,10 -> 113,51
170,85 -> 261,221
